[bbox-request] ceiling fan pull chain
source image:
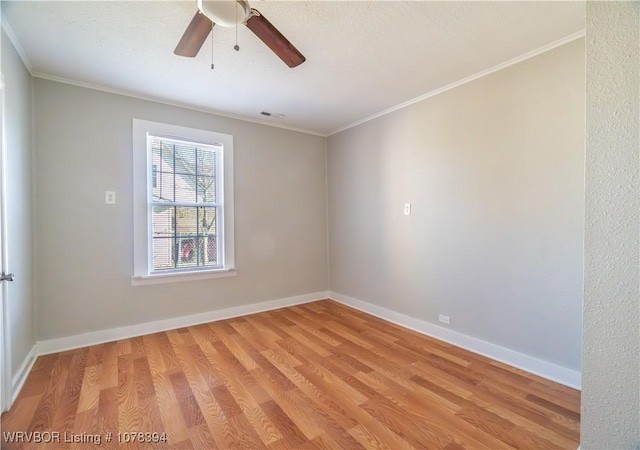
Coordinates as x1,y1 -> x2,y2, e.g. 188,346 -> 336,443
234,2 -> 240,51
211,22 -> 219,70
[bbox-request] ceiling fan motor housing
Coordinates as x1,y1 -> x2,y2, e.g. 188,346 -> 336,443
197,0 -> 251,27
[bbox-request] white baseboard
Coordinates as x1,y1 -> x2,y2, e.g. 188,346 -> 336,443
24,289 -> 580,405
37,291 -> 330,355
329,291 -> 582,390
12,344 -> 38,403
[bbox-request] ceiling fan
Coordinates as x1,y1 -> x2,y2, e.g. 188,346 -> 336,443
174,0 -> 306,68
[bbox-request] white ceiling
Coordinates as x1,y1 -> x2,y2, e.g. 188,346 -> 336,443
3,1 -> 585,135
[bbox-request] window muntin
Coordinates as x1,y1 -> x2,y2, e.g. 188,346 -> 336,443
148,136 -> 223,273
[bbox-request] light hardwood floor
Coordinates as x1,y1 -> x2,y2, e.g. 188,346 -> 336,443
1,300 -> 580,449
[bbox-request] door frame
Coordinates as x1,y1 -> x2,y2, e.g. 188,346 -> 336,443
0,71 -> 13,413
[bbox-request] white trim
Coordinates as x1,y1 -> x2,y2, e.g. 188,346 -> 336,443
11,344 -> 37,403
0,71 -> 11,413
37,291 -> 330,355
132,119 -> 235,281
131,268 -> 237,286
7,20 -> 584,139
324,139 -> 331,288
33,73 -> 325,137
0,17 -> 34,74
329,291 -> 582,390
16,290 -> 581,402
3,9 -> 319,136
0,69 -> 15,413
328,30 -> 586,136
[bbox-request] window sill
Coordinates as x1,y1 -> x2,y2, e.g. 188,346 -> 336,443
131,268 -> 236,286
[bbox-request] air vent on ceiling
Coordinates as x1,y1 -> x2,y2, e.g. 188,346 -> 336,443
260,111 -> 285,119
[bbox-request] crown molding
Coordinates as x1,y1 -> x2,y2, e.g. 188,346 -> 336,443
1,16 -> 34,74
3,16 -> 585,139
32,72 -> 326,137
3,8 -> 323,136
328,29 -> 586,136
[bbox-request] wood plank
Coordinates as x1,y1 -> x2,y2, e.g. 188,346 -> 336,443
27,358 -> 70,432
0,301 -> 580,450
51,348 -> 89,432
147,371 -> 189,445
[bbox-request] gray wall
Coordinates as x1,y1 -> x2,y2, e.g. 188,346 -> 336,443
33,79 -> 328,340
1,30 -> 35,373
582,2 -> 639,448
328,40 -> 585,371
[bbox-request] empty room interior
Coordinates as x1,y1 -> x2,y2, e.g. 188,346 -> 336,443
0,1 -> 638,449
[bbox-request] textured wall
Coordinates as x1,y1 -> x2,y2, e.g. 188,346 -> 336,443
328,40 -> 585,371
581,2 -> 640,448
33,79 -> 328,340
1,30 -> 36,376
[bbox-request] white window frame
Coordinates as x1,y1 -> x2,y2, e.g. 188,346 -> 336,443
132,119 -> 235,286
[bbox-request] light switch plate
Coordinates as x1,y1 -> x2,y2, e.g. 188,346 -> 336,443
404,203 -> 411,215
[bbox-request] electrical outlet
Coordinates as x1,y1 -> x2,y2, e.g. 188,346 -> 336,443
404,203 -> 411,215
438,314 -> 450,325
105,191 -> 116,205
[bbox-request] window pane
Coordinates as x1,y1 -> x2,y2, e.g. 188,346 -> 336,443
197,207 -> 216,236
174,176 -> 196,203
197,207 -> 218,267
152,206 -> 176,270
177,237 -> 197,268
152,237 -> 175,270
175,206 -> 198,234
174,207 -> 196,269
152,145 -> 175,201
197,176 -> 216,203
206,235 -> 217,263
173,144 -> 196,177
198,148 -> 216,177
152,206 -> 175,237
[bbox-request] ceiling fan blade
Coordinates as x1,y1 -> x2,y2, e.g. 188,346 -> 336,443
174,11 -> 214,57
245,10 -> 305,68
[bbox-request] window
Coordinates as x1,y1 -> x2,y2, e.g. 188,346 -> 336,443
132,119 -> 235,285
